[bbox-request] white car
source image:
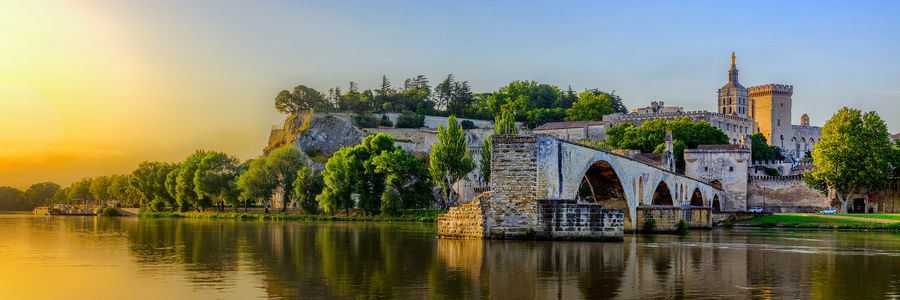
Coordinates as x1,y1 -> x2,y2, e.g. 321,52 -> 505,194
748,207 -> 764,213
819,208 -> 837,214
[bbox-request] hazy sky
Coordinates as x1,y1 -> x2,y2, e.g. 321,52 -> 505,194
1,1 -> 899,189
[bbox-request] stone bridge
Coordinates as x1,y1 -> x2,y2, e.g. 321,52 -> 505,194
439,134 -> 730,240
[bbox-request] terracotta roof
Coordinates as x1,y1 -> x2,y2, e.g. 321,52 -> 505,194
696,144 -> 742,150
533,121 -> 609,131
892,132 -> 900,139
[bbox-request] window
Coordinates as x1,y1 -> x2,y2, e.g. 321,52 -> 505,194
729,166 -> 734,172
704,167 -> 708,171
777,119 -> 781,126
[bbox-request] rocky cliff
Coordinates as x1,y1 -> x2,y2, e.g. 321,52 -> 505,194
266,112 -> 366,156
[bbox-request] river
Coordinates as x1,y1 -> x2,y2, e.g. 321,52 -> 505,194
1,213 -> 899,299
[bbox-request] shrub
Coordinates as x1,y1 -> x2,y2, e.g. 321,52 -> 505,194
676,219 -> 689,235
353,113 -> 379,128
99,206 -> 122,217
396,112 -> 425,128
379,114 -> 393,127
643,219 -> 657,233
460,119 -> 476,130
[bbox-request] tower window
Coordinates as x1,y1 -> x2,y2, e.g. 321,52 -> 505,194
729,166 -> 734,172
777,119 -> 781,126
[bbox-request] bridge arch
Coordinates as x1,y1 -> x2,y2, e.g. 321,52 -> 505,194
711,195 -> 722,212
689,188 -> 704,207
651,180 -> 674,206
579,160 -> 632,229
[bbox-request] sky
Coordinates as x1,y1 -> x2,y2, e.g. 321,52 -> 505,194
1,0 -> 898,189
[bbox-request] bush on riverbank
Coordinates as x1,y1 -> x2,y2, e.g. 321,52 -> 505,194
98,206 -> 122,217
138,209 -> 448,223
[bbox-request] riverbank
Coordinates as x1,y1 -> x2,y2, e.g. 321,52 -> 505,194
138,209 -> 447,223
735,214 -> 900,231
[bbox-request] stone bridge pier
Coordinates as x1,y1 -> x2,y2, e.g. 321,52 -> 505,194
438,134 -> 732,240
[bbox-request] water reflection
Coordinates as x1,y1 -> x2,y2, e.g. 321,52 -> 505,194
3,214 -> 900,299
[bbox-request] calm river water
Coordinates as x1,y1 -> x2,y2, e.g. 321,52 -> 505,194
1,213 -> 900,299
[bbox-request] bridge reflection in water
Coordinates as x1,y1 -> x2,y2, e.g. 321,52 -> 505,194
4,215 -> 900,299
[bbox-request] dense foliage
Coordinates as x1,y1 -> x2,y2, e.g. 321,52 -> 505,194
803,108 -> 897,212
603,117 -> 729,169
749,133 -> 785,161
317,133 -> 432,215
274,76 -> 627,130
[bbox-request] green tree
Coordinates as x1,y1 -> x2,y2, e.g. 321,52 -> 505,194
237,158 -> 277,213
375,75 -> 397,112
67,177 -> 94,205
176,151 -> 209,212
23,182 -> 60,207
494,107 -> 518,135
565,89 -> 616,121
318,133 -> 431,214
480,135 -> 492,184
372,149 -> 433,210
0,187 -> 24,210
803,108 -> 895,213
274,84 -> 326,115
435,74 -> 475,115
749,133 -> 784,161
89,176 -> 112,205
293,166 -> 324,214
430,115 -> 476,207
131,161 -> 178,210
487,81 -> 561,116
194,151 -> 241,211
265,145 -> 308,212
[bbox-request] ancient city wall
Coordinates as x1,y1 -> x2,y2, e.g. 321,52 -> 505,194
746,176 -> 829,212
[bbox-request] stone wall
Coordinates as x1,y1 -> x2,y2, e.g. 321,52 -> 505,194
536,199 -> 624,241
484,135 -> 541,238
437,192 -> 490,239
683,147 -> 750,211
635,206 -> 711,231
746,176 -> 829,212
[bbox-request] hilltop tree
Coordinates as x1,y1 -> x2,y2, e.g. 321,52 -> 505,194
430,115 -> 476,207
803,108 -> 895,213
435,74 -> 475,115
274,84 -> 326,115
749,133 -> 784,161
375,75 -> 397,112
194,151 -> 241,211
566,89 -> 617,121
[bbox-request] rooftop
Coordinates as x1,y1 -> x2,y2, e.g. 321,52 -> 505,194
695,144 -> 744,150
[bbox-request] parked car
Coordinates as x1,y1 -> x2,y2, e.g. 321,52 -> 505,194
819,208 -> 837,214
748,207 -> 764,213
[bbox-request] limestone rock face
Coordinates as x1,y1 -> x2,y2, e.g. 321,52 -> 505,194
293,114 -> 365,156
267,113 -> 365,157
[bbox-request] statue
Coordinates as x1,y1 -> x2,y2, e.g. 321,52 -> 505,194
731,52 -> 736,67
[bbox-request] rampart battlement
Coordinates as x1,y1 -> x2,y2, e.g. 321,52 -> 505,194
748,84 -> 793,95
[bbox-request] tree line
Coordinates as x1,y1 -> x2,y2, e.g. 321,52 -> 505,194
274,75 -> 628,129
2,115 -> 482,215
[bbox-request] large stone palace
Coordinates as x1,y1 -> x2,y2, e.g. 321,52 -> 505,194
603,53 -> 822,159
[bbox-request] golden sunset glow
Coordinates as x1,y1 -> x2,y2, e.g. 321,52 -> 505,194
0,2 -> 277,188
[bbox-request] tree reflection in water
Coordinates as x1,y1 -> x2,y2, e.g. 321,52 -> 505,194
114,218 -> 900,299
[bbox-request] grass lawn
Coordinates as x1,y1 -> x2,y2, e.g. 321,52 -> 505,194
837,214 -> 900,221
736,214 -> 900,230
